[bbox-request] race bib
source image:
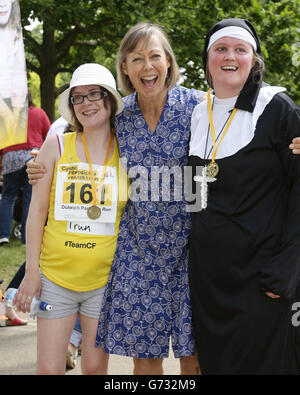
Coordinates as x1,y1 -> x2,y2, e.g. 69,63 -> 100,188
55,163 -> 117,224
67,221 -> 115,236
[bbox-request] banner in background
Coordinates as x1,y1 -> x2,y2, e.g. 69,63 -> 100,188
0,0 -> 27,150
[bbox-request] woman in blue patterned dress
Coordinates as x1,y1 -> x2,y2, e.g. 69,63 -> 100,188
95,22 -> 204,375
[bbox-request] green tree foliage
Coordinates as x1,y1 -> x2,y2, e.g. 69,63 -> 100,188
161,0 -> 300,102
19,0 -> 300,120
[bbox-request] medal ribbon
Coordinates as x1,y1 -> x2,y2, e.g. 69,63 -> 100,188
207,88 -> 238,163
81,130 -> 113,207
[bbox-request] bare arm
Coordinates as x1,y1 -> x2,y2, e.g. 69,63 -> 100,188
25,136 -> 300,186
15,135 -> 60,312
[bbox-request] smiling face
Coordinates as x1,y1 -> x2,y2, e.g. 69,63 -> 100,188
121,33 -> 171,101
0,0 -> 12,27
207,36 -> 255,98
71,85 -> 111,132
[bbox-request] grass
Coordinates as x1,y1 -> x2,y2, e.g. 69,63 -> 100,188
0,237 -> 26,294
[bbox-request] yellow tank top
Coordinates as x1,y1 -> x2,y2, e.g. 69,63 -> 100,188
39,132 -> 128,291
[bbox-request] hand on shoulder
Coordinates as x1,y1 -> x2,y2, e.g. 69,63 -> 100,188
27,135 -> 61,184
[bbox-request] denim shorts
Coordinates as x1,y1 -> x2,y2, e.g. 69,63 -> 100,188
38,271 -> 106,319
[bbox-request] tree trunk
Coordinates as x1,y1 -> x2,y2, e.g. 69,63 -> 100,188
40,68 -> 56,122
39,20 -> 56,122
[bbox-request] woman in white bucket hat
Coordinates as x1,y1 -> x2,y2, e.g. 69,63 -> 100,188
14,63 -> 128,375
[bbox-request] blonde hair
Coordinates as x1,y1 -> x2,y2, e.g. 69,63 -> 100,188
117,22 -> 180,95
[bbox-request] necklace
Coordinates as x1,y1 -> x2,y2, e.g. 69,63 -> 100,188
206,88 -> 238,178
194,166 -> 217,209
204,98 -> 234,160
81,130 -> 113,220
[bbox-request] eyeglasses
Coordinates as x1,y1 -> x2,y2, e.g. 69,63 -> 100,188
70,90 -> 108,105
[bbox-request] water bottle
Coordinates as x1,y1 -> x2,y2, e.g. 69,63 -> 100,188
3,288 -> 52,318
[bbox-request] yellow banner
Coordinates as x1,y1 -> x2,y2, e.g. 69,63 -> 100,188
0,0 -> 28,150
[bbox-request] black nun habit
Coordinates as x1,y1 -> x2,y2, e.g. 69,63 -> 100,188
188,18 -> 300,374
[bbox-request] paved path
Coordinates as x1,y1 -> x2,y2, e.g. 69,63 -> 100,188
0,313 -> 180,375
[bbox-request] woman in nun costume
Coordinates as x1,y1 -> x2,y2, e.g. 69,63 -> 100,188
188,18 -> 300,374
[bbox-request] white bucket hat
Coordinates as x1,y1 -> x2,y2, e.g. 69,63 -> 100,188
58,63 -> 124,126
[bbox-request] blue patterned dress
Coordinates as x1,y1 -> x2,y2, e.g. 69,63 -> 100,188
96,86 -> 204,358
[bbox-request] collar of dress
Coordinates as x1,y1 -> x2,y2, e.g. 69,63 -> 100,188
126,90 -> 173,112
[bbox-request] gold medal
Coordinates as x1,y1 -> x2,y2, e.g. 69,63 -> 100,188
87,205 -> 101,220
207,89 -> 237,179
206,161 -> 219,178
